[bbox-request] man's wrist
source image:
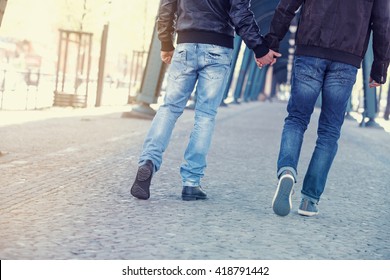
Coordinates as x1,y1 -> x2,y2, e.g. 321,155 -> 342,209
253,43 -> 269,58
161,41 -> 175,52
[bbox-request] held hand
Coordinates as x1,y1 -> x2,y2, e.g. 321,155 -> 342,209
269,50 -> 282,66
255,50 -> 282,68
161,51 -> 174,64
369,77 -> 381,88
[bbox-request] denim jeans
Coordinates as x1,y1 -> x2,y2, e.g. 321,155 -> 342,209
277,56 -> 357,202
139,43 -> 232,187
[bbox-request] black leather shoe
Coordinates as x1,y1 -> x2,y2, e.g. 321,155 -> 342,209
182,186 -> 207,201
130,160 -> 153,200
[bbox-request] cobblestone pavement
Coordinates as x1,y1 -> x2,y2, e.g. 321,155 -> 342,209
0,102 -> 389,259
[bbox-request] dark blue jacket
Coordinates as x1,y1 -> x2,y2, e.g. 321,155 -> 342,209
265,0 -> 390,83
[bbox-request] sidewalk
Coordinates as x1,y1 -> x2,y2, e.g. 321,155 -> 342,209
0,105 -> 133,127
0,101 -> 389,259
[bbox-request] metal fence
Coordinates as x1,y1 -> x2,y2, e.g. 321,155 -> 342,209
0,49 -> 148,110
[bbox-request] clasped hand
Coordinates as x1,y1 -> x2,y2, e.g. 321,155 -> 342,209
255,50 -> 282,68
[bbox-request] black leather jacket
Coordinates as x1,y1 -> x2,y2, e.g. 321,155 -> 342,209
265,0 -> 390,83
157,0 -> 269,58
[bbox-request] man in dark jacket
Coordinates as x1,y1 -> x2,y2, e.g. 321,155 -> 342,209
131,0 -> 280,201
267,0 -> 390,216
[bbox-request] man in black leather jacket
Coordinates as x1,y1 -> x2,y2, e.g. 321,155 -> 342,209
268,0 -> 390,217
131,0 -> 280,201
157,0 -> 277,63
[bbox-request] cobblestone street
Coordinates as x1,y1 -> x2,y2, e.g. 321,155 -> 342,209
1,102 -> 389,259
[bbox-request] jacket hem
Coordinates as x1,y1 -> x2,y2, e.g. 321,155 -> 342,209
177,31 -> 234,49
253,43 -> 269,58
295,45 -> 362,68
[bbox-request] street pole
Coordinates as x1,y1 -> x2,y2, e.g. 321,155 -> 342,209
96,23 -> 109,107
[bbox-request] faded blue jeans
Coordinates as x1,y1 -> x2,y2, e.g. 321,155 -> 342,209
277,56 -> 358,202
139,43 -> 232,187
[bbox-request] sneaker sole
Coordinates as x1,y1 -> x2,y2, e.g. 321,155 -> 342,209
298,209 -> 319,217
272,174 -> 294,216
181,195 -> 207,201
130,165 -> 152,200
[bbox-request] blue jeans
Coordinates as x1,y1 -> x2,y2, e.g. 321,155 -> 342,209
277,56 -> 357,202
139,43 -> 232,187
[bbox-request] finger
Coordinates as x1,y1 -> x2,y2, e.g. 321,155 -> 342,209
369,82 -> 380,88
369,81 -> 379,87
272,51 -> 282,57
261,57 -> 270,64
369,78 -> 380,88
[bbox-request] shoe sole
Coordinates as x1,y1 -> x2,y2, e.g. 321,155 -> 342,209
182,195 -> 207,201
130,165 -> 152,200
272,174 -> 294,216
298,209 -> 319,217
